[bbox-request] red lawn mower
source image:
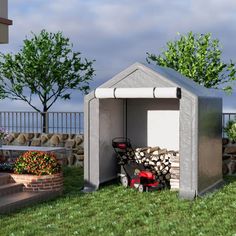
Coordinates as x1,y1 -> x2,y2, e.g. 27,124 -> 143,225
112,137 -> 163,192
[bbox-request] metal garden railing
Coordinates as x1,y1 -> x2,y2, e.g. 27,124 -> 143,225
0,111 -> 234,135
222,112 -> 236,138
0,111 -> 84,134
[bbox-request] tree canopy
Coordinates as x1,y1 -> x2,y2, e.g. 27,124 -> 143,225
0,29 -> 95,112
147,32 -> 236,92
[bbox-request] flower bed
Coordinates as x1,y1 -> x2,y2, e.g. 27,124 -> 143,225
10,172 -> 63,192
14,151 -> 61,175
10,150 -> 63,192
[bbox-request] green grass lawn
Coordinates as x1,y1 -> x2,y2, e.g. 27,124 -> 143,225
0,167 -> 236,236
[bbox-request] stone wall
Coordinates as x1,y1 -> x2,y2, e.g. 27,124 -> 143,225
3,135 -> 236,176
222,138 -> 236,175
2,133 -> 84,167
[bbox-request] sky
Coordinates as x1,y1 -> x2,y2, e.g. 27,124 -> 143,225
0,0 -> 236,112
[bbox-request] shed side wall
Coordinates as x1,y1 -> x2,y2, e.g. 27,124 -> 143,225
198,97 -> 222,194
179,92 -> 198,199
84,97 -> 100,189
99,99 -> 124,183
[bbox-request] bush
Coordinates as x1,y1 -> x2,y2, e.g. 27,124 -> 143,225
14,151 -> 61,175
224,120 -> 236,142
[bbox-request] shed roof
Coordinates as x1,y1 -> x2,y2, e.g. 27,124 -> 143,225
99,62 -> 220,98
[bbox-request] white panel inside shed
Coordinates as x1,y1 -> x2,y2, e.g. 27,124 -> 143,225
127,99 -> 179,148
147,110 -> 179,150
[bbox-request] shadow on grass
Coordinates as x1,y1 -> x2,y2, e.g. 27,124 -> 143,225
223,174 -> 236,184
62,166 -> 84,195
63,166 -> 236,196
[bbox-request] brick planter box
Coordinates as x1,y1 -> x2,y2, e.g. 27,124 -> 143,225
10,172 -> 63,193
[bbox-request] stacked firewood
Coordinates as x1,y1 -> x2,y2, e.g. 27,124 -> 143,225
169,152 -> 180,190
134,146 -> 179,189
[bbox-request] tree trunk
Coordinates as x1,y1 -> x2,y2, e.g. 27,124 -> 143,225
41,110 -> 49,133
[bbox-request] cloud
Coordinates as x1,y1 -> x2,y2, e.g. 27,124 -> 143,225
0,0 -> 236,112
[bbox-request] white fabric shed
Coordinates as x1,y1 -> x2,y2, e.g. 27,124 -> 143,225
83,62 -> 223,200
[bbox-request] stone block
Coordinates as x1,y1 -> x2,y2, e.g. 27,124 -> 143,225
58,134 -> 69,141
73,148 -> 84,155
74,154 -> 84,161
69,134 -> 75,139
67,155 -> 75,166
12,133 -> 20,138
17,134 -> 27,145
47,134 -> 53,139
74,154 -> 84,167
65,140 -> 75,148
6,134 -> 14,143
50,135 -> 60,146
224,145 -> 236,154
41,135 -> 48,144
76,136 -> 83,145
24,133 -> 34,140
34,133 -> 41,138
31,139 -> 41,146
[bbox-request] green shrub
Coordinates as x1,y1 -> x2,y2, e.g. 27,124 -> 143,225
224,119 -> 236,142
14,151 -> 61,175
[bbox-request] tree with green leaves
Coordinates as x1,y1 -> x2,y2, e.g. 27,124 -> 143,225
0,30 -> 94,132
147,32 -> 236,92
